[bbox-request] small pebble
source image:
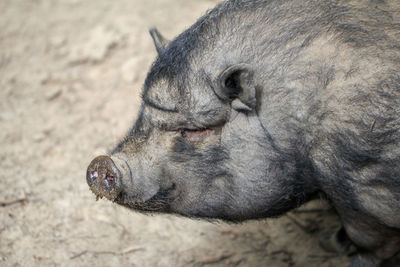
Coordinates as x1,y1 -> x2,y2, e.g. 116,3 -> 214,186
46,88 -> 62,101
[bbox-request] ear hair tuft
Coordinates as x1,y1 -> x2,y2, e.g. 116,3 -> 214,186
149,28 -> 169,54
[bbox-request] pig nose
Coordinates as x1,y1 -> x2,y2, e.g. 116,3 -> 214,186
86,155 -> 122,201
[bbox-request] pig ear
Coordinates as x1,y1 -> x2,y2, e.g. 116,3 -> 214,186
215,63 -> 256,111
149,28 -> 169,54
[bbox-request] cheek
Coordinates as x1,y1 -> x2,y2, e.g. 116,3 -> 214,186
148,131 -> 180,152
136,132 -> 180,177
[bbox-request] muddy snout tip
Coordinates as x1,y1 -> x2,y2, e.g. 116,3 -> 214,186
86,155 -> 122,202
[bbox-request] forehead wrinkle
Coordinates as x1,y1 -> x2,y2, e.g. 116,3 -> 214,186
143,96 -> 179,113
143,73 -> 191,112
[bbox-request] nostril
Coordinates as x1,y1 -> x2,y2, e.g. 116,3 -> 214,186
106,174 -> 115,183
90,170 -> 98,182
87,169 -> 98,185
103,173 -> 116,189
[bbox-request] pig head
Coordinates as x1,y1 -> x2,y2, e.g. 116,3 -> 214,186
87,26 -> 313,221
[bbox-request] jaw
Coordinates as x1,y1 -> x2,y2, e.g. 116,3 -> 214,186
114,191 -> 173,213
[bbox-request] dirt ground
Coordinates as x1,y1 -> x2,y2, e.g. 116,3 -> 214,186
0,1 -> 398,266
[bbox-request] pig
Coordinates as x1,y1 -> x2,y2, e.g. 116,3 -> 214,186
86,0 -> 400,266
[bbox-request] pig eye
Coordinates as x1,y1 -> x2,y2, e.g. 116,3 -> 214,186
180,128 -> 213,142
180,128 -> 205,137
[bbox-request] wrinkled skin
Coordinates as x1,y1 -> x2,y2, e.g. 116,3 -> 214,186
87,0 -> 400,266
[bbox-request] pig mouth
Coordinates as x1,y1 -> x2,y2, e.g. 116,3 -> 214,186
115,183 -> 177,212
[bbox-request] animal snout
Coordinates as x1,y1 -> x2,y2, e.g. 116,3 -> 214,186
86,155 -> 122,201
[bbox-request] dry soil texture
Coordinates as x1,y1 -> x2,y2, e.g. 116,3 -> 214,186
0,1 -> 398,267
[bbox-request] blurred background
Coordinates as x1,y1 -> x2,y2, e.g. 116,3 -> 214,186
0,0 -> 352,266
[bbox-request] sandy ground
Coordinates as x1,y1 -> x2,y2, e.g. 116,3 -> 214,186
0,0 -> 398,266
